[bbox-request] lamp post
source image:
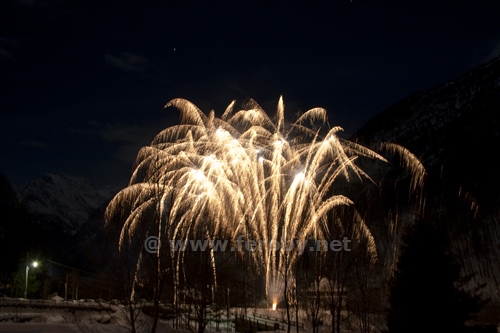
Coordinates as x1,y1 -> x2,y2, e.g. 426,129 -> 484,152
24,261 -> 38,299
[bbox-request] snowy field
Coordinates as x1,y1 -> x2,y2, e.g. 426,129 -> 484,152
1,298 -> 498,333
0,298 -> 358,333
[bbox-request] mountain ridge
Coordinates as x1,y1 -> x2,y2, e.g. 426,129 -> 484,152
354,55 -> 500,170
15,172 -> 121,235
353,55 -> 500,306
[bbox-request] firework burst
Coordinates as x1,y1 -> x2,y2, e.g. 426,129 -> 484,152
105,96 -> 423,303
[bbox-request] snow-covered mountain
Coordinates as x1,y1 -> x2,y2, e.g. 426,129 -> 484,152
16,173 -> 120,235
355,55 -> 500,170
353,55 -> 500,305
354,56 -> 500,218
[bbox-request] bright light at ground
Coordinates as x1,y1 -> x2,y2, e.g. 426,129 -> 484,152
272,302 -> 277,311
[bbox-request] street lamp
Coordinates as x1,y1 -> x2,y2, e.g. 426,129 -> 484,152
24,261 -> 38,299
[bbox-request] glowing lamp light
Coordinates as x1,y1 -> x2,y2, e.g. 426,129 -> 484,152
272,302 -> 277,311
25,261 -> 39,299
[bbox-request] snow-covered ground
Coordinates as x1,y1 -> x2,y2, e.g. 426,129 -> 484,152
0,300 -> 298,333
1,300 -> 498,333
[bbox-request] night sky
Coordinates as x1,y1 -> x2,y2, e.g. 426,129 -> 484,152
1,0 -> 500,187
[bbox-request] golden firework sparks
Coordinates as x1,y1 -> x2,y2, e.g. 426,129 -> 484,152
105,96 -> 425,303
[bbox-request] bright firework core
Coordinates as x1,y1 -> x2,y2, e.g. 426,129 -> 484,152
106,96 -> 425,304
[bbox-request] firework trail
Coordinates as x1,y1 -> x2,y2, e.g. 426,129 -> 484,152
105,96 -> 425,303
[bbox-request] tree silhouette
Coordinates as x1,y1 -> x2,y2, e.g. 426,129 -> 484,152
385,221 -> 488,333
10,270 -> 41,298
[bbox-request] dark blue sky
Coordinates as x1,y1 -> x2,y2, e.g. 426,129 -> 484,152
1,0 -> 500,186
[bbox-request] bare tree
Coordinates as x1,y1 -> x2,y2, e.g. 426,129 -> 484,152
181,249 -> 215,333
345,241 -> 381,333
299,250 -> 325,333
